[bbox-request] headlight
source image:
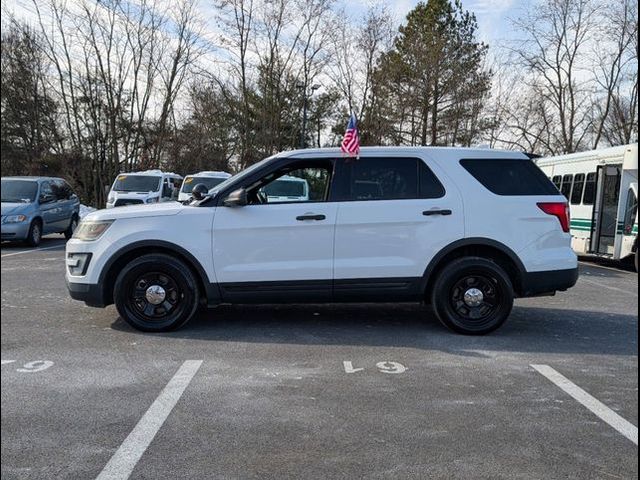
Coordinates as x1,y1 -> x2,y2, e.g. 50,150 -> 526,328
72,220 -> 114,241
66,252 -> 92,275
146,197 -> 159,204
3,214 -> 27,223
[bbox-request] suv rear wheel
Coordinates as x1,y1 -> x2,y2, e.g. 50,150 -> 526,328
114,253 -> 199,332
431,257 -> 514,335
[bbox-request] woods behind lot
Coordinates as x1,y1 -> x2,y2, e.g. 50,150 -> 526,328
1,0 -> 638,206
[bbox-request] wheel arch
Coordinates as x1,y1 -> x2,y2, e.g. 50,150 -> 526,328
99,240 -> 219,307
421,238 -> 527,299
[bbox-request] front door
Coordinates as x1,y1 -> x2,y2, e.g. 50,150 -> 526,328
590,165 -> 621,255
213,159 -> 336,302
332,156 -> 464,300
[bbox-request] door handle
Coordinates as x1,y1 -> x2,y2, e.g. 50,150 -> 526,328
296,214 -> 326,221
423,209 -> 452,216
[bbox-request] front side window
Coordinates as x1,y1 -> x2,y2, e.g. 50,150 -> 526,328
583,172 -> 597,205
623,189 -> 638,235
571,173 -> 585,205
112,175 -> 161,192
560,174 -> 574,199
246,160 -> 333,205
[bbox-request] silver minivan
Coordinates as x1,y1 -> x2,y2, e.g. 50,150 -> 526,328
1,176 -> 80,246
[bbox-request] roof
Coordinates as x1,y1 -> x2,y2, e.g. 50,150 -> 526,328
117,170 -> 182,177
275,146 -> 530,158
1,176 -> 62,182
188,171 -> 232,178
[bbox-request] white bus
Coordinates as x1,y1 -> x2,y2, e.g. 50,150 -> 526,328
537,144 -> 638,270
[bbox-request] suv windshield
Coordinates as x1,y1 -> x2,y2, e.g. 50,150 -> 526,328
113,175 -> 161,192
1,179 -> 38,203
181,176 -> 228,193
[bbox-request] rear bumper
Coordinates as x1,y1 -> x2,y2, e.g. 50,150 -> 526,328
66,280 -> 107,308
519,267 -> 579,297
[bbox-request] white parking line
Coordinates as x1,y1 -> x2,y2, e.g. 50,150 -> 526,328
579,277 -> 637,296
96,360 -> 203,480
1,244 -> 64,258
532,364 -> 638,445
579,260 -> 634,274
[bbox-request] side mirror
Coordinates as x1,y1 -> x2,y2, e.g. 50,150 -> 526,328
223,188 -> 248,207
191,183 -> 210,201
39,193 -> 55,204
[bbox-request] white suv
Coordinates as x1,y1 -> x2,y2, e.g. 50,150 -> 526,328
66,147 -> 578,334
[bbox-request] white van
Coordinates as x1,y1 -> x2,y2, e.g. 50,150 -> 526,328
178,171 -> 231,202
537,144 -> 638,269
106,170 -> 183,208
261,175 -> 309,202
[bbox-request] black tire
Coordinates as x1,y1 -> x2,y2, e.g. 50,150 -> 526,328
64,214 -> 79,240
113,253 -> 199,332
431,256 -> 514,335
26,219 -> 42,247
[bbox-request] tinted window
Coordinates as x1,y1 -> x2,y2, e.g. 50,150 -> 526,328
583,172 -> 597,205
460,159 -> 559,196
419,161 -> 446,198
570,173 -> 585,205
338,157 -> 443,201
0,180 -> 38,203
552,175 -> 562,190
623,189 -> 638,234
560,175 -> 573,199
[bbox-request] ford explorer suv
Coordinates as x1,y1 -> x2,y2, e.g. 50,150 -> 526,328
65,147 -> 578,335
2,176 -> 80,246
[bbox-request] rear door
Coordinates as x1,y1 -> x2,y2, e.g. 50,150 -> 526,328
332,156 -> 463,299
38,181 -> 62,233
213,159 -> 337,302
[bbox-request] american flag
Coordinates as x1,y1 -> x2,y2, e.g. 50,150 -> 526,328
340,113 -> 360,157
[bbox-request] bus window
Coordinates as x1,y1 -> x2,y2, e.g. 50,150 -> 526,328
571,173 -> 585,205
552,175 -> 562,190
583,172 -> 597,205
623,189 -> 638,235
560,174 -> 573,199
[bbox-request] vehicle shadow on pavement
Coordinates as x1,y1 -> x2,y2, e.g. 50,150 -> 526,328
110,303 -> 638,357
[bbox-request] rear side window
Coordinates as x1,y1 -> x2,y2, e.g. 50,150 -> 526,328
560,174 -> 573,199
460,159 -> 560,196
337,157 -> 444,201
552,175 -> 562,190
571,173 -> 585,205
583,172 -> 597,205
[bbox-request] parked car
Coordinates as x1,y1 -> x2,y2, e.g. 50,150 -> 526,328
1,176 -> 80,246
66,147 -> 578,334
105,170 -> 182,208
178,171 -> 231,202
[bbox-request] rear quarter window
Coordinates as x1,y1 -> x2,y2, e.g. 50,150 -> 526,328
460,159 -> 560,196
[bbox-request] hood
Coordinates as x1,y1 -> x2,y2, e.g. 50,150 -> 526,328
1,202 -> 32,216
84,201 -> 185,221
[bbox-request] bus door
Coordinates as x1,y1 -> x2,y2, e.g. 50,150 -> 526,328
589,165 -> 621,255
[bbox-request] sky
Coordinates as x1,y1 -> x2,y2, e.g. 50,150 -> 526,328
4,0 -> 529,47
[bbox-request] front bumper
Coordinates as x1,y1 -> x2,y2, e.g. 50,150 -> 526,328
1,221 -> 30,240
66,280 -> 107,307
519,267 -> 579,297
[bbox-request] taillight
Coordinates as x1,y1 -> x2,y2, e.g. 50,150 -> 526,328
537,202 -> 570,233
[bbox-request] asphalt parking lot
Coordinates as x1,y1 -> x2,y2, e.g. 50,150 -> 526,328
1,237 -> 638,480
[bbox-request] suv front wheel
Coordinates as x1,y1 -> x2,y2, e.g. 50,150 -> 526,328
431,257 -> 514,335
114,253 -> 200,332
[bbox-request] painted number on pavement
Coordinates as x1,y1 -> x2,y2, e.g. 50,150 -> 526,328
343,360 -> 407,374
